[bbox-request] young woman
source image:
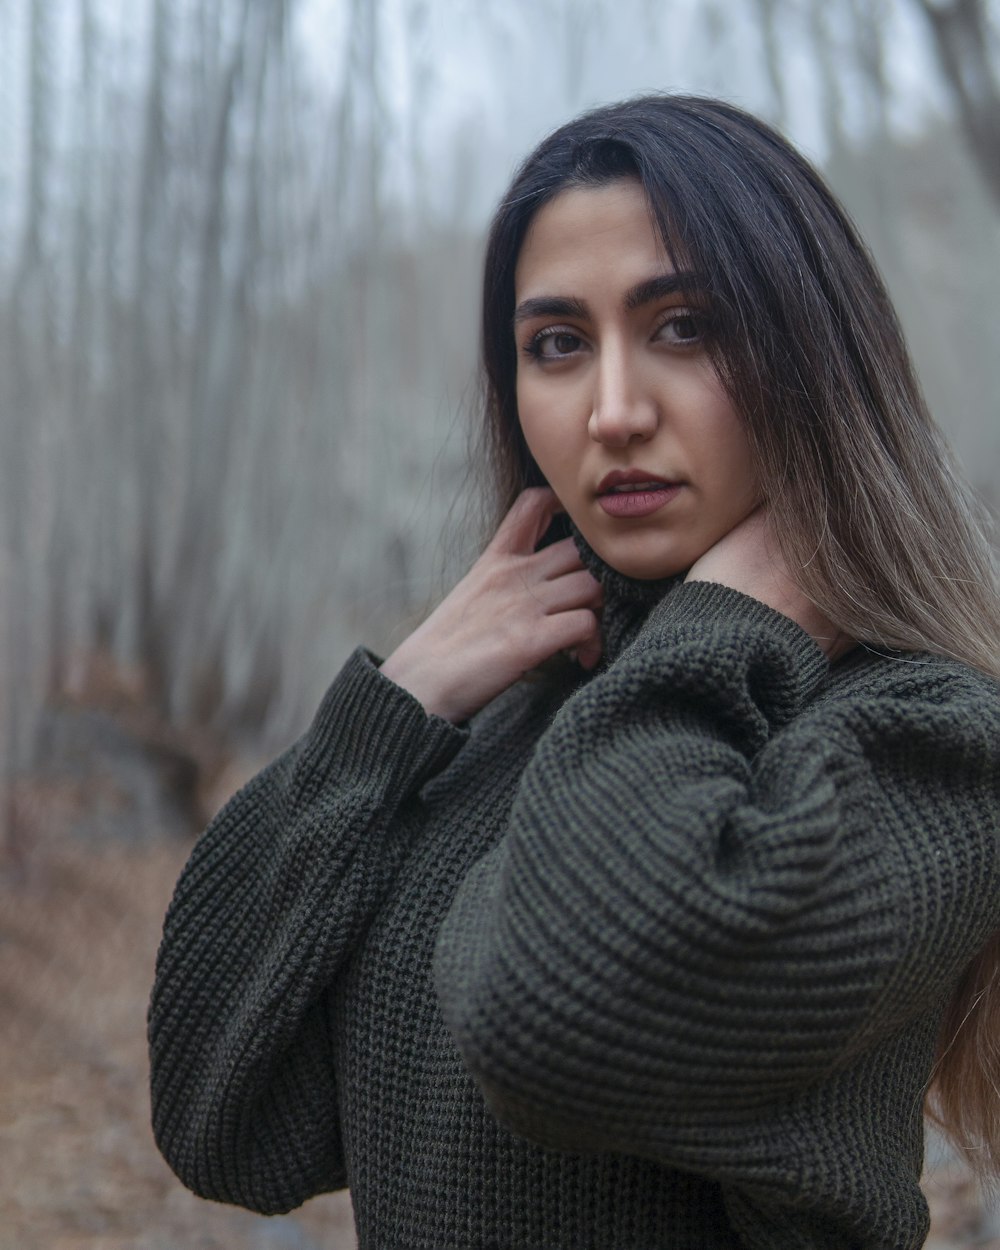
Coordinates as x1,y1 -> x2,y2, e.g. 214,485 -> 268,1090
148,95 -> 1000,1249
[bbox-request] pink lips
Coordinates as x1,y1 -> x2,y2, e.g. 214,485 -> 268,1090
596,469 -> 682,518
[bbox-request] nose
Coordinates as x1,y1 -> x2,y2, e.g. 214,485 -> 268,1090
588,344 -> 658,447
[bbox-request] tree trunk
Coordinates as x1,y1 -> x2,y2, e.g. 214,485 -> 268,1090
913,0 -> 1000,212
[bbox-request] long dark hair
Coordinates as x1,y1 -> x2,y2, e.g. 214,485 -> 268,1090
476,93 -> 1000,1171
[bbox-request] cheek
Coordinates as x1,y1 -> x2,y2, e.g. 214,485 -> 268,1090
700,405 -> 756,494
517,388 -> 564,483
725,428 -> 758,501
514,378 -> 534,454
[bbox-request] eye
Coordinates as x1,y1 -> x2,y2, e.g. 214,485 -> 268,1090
656,310 -> 706,346
524,327 -> 586,361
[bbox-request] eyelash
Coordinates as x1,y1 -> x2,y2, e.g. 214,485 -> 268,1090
522,309 -> 707,361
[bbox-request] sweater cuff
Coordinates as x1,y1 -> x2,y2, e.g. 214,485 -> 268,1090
635,579 -> 831,689
297,645 -> 468,797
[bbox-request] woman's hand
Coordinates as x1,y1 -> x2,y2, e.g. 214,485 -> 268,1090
380,488 -> 604,722
685,509 -> 854,660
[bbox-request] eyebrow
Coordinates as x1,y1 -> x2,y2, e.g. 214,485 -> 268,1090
512,270 -> 702,326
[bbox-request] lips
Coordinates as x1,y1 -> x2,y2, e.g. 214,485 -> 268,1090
596,470 -> 683,519
597,469 -> 680,495
605,481 -> 672,494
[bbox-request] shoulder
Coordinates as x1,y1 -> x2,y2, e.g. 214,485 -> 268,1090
811,649 -> 1000,772
809,650 -> 1000,921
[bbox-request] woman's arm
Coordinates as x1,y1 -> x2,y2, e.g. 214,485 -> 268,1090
433,578 -> 1000,1171
148,648 -> 466,1214
148,487 -> 602,1213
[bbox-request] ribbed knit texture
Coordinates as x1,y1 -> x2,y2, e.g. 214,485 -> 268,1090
149,567 -> 1000,1250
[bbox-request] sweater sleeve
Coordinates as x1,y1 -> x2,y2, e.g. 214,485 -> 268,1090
148,646 -> 466,1214
433,580 -> 1000,1173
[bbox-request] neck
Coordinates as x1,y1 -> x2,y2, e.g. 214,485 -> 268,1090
570,524 -> 682,662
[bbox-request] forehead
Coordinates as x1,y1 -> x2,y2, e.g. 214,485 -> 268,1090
515,180 -> 669,298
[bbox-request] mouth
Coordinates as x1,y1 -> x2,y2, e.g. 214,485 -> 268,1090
595,470 -> 683,519
603,481 -> 676,494
597,469 -> 682,495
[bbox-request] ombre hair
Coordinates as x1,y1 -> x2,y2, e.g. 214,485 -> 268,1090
475,94 -> 1000,1174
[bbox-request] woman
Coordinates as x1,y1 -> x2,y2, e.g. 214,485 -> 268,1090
148,95 -> 1000,1249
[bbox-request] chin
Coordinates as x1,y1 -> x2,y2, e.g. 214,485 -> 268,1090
588,535 -> 695,582
611,558 -> 689,581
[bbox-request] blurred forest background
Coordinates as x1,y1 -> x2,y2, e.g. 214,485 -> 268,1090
0,0 -> 998,1247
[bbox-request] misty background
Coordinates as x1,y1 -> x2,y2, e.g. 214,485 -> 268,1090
2,0 -> 998,787
1,2 -> 999,1248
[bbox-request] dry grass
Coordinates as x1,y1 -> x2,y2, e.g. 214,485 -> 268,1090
0,834 -> 356,1250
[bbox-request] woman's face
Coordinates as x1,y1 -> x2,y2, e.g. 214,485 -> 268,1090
514,179 -> 759,580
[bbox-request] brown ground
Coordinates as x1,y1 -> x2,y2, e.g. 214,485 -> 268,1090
0,833 -> 357,1250
0,819 -> 996,1250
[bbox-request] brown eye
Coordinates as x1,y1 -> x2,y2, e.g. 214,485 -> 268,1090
526,328 -> 585,360
656,311 -> 706,346
549,332 -> 581,355
672,316 -> 699,340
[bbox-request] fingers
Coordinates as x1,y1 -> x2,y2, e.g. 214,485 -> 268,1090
684,505 -> 777,588
575,632 -> 603,671
540,607 -> 603,669
531,536 -> 587,579
533,568 -> 603,616
489,487 -> 562,555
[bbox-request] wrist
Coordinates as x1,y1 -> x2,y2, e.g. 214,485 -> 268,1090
380,648 -> 460,722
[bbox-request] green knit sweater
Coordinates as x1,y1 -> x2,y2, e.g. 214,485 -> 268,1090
148,565 -> 1000,1250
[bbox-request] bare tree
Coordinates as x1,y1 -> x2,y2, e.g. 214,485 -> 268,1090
912,0 -> 1000,211
1,0 -> 997,849
751,0 -> 789,126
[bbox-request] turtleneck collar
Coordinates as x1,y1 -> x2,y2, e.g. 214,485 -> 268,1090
570,524 -> 683,663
